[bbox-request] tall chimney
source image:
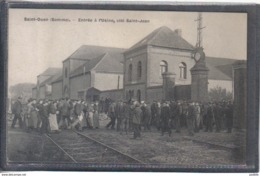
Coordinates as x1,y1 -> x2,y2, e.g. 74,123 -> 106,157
174,29 -> 182,37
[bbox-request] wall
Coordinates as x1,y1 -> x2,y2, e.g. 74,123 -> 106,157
147,46 -> 194,87
39,86 -> 46,99
32,88 -> 37,99
208,79 -> 233,93
70,73 -> 91,100
70,59 -> 87,72
100,89 -> 124,101
62,60 -> 70,98
94,72 -> 123,91
146,86 -> 163,103
174,85 -> 191,100
233,63 -> 247,130
124,47 -> 147,86
51,81 -> 62,100
124,84 -> 146,101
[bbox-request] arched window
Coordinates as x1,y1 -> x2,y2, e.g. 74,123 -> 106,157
128,64 -> 132,81
137,61 -> 142,80
179,62 -> 187,79
137,90 -> 141,102
65,68 -> 68,78
160,61 -> 168,75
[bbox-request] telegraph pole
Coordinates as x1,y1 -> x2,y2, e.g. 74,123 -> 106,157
195,12 -> 205,48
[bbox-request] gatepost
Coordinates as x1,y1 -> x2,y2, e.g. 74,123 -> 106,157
162,72 -> 176,101
190,47 -> 209,102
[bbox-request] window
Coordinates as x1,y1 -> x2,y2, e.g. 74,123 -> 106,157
137,61 -> 142,80
179,62 -> 187,79
65,68 -> 68,78
160,61 -> 168,75
128,64 -> 133,81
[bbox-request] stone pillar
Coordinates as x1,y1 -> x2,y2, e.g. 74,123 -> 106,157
232,61 -> 247,131
162,72 -> 176,101
190,59 -> 209,102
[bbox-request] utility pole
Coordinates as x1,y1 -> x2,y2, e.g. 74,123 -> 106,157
195,12 -> 205,48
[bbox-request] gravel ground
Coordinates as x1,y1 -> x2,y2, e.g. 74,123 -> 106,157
80,116 -> 245,166
7,115 -> 246,166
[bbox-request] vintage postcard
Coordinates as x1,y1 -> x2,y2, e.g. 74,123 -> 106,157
5,6 -> 256,171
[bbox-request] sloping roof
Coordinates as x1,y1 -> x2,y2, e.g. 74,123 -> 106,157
51,71 -> 63,84
38,67 -> 62,76
70,54 -> 105,77
39,69 -> 62,86
127,26 -> 194,52
70,52 -> 124,78
39,75 -> 55,87
65,45 -> 126,62
206,57 -> 241,80
94,52 -> 124,73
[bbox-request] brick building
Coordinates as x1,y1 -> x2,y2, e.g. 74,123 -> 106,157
123,26 -> 239,102
32,26 -> 242,102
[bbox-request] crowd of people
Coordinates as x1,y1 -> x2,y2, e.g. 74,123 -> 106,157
10,96 -> 234,139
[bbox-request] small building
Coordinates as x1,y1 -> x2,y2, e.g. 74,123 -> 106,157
61,45 -> 125,100
35,67 -> 62,100
50,73 -> 63,100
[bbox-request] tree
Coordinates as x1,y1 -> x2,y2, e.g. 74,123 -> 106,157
9,83 -> 36,100
208,86 -> 232,102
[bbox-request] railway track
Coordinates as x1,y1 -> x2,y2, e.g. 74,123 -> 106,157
45,130 -> 145,164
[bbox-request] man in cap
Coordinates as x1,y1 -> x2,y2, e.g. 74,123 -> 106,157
11,96 -> 23,128
132,101 -> 142,139
141,101 -> 151,131
160,101 -> 172,136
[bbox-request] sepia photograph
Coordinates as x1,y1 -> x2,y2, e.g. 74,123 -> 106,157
5,7 -> 253,171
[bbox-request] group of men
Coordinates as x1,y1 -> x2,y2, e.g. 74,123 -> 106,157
103,98 -> 234,138
10,96 -> 234,139
11,97 -> 100,134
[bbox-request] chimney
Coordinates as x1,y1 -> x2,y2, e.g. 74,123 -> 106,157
174,29 -> 182,37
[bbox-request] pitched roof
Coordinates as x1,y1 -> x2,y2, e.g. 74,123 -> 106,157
38,67 -> 62,76
65,45 -> 126,62
70,52 -> 124,78
94,52 -> 124,73
39,69 -> 62,86
51,71 -> 63,84
39,75 -> 54,87
70,54 -> 105,77
206,57 -> 241,80
127,26 -> 194,52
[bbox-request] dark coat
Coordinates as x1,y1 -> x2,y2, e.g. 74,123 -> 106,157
12,100 -> 23,115
133,106 -> 142,125
48,103 -> 56,114
142,106 -> 151,123
161,105 -> 171,122
74,103 -> 82,116
115,102 -> 124,119
187,105 -> 196,119
207,105 -> 214,119
61,101 -> 70,116
40,105 -> 49,119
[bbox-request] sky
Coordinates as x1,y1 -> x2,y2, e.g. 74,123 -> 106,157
8,9 -> 247,86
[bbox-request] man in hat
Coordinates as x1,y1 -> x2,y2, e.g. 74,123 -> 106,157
187,102 -> 196,136
160,101 -> 172,136
11,96 -> 23,128
141,101 -> 151,131
132,101 -> 142,139
116,100 -> 124,132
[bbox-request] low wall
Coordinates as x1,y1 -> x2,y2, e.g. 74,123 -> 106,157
100,89 -> 124,101
146,86 -> 163,103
